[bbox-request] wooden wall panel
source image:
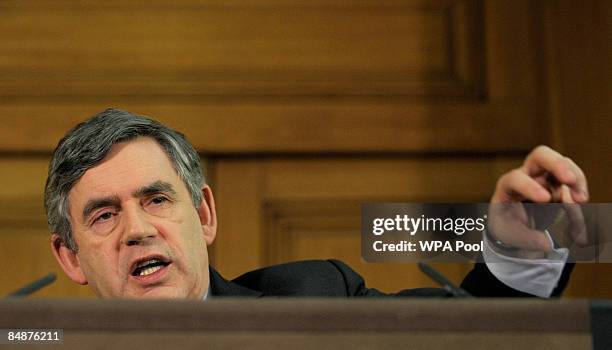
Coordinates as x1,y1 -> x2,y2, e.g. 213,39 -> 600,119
0,0 -> 482,98
0,158 -> 95,297
0,0 -> 544,153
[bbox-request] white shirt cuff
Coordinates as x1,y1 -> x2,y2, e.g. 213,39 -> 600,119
482,231 -> 569,298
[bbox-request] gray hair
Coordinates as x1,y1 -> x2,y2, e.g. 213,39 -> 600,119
44,108 -> 205,251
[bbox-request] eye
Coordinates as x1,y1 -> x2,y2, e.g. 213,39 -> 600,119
92,211 -> 116,226
150,196 -> 168,205
98,212 -> 113,221
145,195 -> 173,216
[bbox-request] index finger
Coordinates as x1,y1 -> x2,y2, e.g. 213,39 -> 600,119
523,146 -> 588,201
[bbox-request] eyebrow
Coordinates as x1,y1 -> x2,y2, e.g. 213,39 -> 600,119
132,180 -> 177,198
82,196 -> 120,224
81,180 -> 177,223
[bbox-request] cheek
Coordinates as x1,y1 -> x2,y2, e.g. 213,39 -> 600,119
176,217 -> 208,267
170,209 -> 206,244
182,224 -> 207,261
78,246 -> 121,285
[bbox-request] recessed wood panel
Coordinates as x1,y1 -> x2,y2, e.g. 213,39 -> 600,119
0,0 -> 483,98
264,200 -> 472,291
0,0 -> 545,154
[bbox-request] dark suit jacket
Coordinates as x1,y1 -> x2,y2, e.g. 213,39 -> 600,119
210,259 -> 574,298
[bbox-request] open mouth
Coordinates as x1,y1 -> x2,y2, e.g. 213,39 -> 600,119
131,257 -> 171,277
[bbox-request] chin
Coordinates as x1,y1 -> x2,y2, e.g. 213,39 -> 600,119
136,287 -> 191,299
105,286 -> 188,300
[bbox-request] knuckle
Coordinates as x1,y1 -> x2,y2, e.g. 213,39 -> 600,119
524,145 -> 550,166
560,158 -> 585,182
533,144 -> 551,155
557,156 -> 571,169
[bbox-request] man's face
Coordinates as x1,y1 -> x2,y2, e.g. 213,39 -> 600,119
54,137 -> 215,299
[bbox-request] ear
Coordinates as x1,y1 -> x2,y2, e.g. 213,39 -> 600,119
197,185 -> 217,245
50,234 -> 88,285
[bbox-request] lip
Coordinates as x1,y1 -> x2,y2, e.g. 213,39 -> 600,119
128,254 -> 172,286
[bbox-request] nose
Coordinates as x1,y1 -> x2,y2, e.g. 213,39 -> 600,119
121,204 -> 158,246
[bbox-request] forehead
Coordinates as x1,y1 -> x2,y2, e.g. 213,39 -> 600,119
68,137 -> 183,206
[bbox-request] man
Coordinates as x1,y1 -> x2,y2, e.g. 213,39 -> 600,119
46,109 -> 589,299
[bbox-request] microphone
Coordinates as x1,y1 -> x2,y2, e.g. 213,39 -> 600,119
6,273 -> 57,298
418,262 -> 472,298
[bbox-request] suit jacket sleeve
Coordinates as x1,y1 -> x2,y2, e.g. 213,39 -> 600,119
329,260 -> 575,298
229,259 -> 574,298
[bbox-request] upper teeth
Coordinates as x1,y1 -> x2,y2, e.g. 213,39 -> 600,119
136,259 -> 160,269
139,265 -> 163,276
134,259 -> 166,277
